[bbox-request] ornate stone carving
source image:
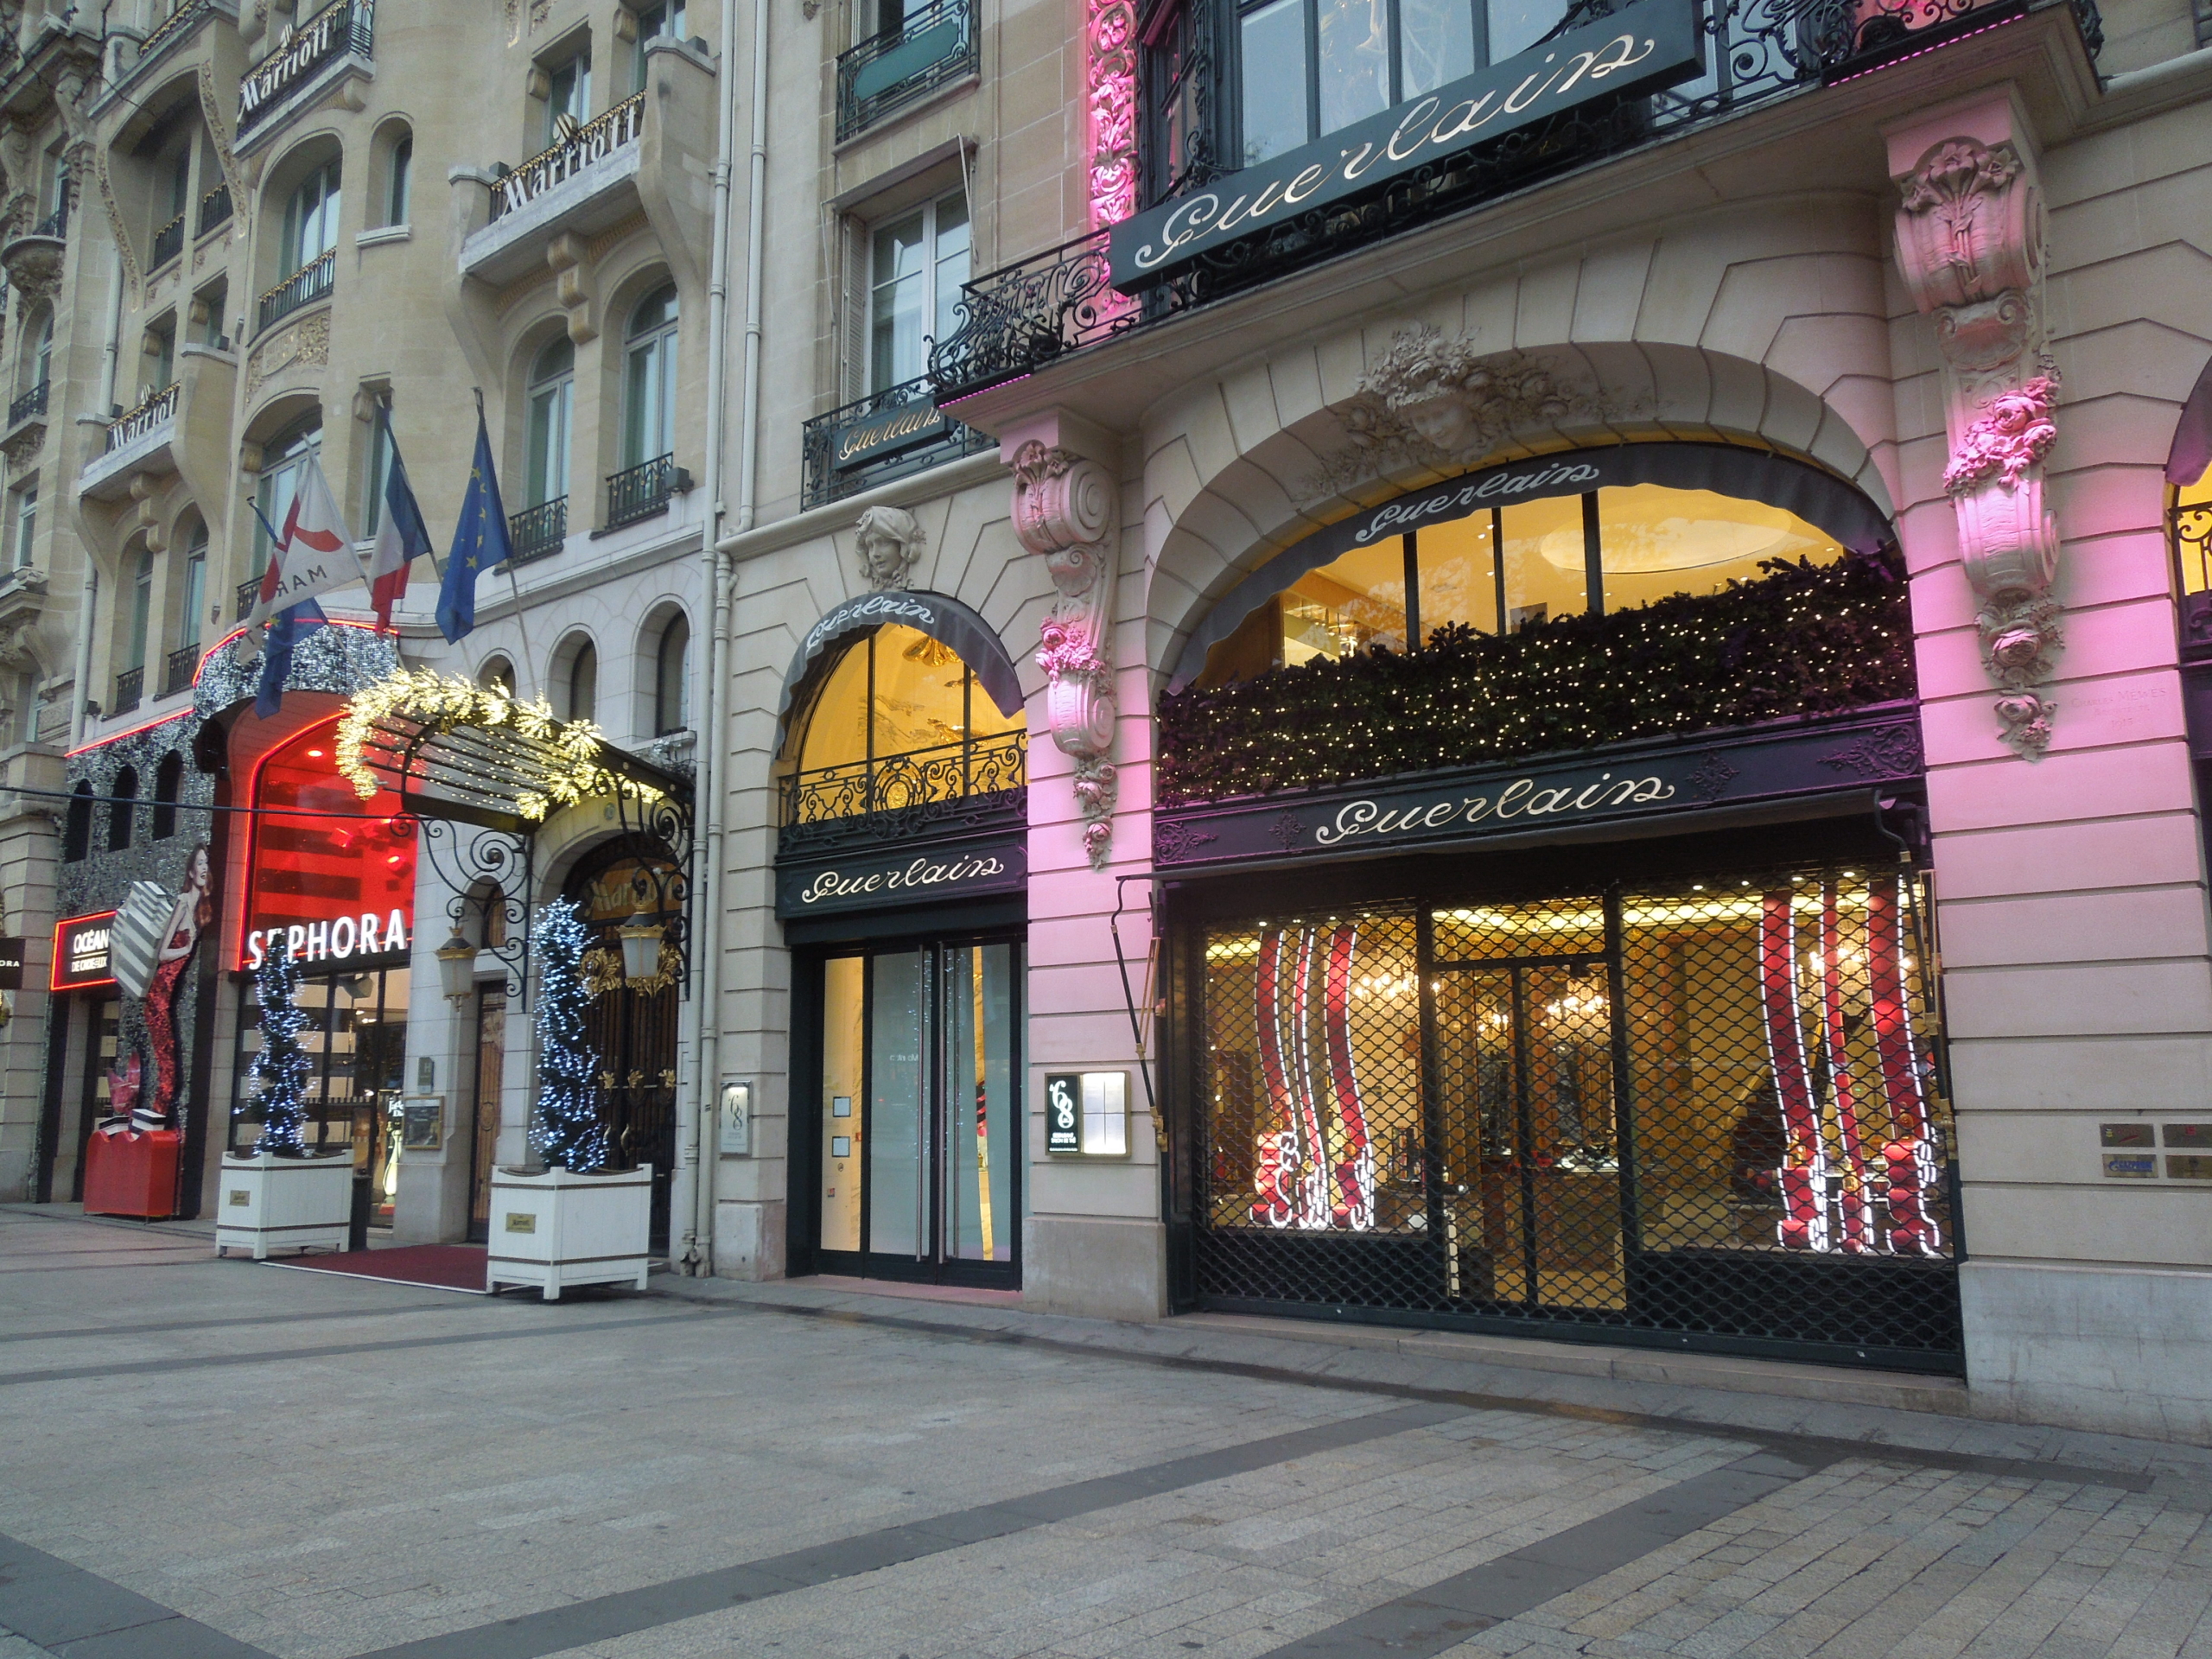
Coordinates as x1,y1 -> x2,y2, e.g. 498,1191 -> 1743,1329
1087,0 -> 1137,229
1010,440 -> 1118,870
196,60 -> 245,222
1306,325 -> 1606,498
246,312 -> 330,402
854,505 -> 925,592
1892,122 -> 2061,758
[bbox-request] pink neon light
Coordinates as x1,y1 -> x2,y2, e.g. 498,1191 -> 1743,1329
1823,10 -> 2024,85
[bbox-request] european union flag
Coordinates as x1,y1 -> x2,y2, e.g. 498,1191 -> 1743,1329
436,409 -> 512,644
256,600 -> 327,719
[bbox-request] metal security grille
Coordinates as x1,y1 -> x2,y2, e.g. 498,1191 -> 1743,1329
1187,865 -> 1961,1371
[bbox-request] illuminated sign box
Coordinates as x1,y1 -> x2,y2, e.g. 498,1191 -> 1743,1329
239,719 -> 416,971
1046,1071 -> 1128,1157
52,912 -> 118,991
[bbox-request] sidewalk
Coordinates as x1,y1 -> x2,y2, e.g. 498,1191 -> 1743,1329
657,1271 -> 2212,1497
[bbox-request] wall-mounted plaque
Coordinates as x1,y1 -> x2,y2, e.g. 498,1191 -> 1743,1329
400,1096 -> 444,1152
0,936 -> 25,991
2102,1154 -> 2158,1179
2099,1123 -> 2155,1147
718,1081 -> 753,1156
2162,1123 -> 2212,1149
505,1211 -> 537,1234
2167,1155 -> 2212,1181
1046,1071 -> 1128,1157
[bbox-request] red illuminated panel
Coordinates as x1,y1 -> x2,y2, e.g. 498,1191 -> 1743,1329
241,716 -> 417,970
52,911 -> 118,990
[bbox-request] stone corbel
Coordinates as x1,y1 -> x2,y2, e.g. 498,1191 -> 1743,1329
545,232 -> 598,344
1005,416 -> 1120,871
1888,92 -> 2061,758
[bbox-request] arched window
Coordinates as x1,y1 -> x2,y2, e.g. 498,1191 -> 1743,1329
127,547 -> 155,673
22,308 -> 51,396
622,285 -> 679,469
109,766 -> 138,852
653,612 -> 689,735
566,637 -> 597,724
791,624 -> 1026,818
480,655 -> 517,696
280,156 -> 341,276
252,419 -> 322,585
175,520 -> 207,652
152,749 -> 184,840
385,130 -> 412,226
527,336 -> 575,509
63,780 -> 91,861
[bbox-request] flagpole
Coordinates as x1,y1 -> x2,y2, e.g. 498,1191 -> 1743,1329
477,385 -> 542,702
385,394 -> 446,586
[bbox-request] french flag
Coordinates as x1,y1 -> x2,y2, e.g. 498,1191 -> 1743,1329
368,402 -> 434,629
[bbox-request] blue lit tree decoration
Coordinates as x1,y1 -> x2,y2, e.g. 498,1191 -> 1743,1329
530,898 -> 607,1172
249,947 -> 313,1157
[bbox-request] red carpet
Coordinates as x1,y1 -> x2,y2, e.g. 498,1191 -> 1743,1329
269,1243 -> 488,1293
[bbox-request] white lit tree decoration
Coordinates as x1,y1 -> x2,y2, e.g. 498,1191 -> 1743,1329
530,898 -> 607,1173
249,948 -> 314,1157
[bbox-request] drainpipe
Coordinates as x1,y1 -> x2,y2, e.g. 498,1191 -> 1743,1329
73,245 -> 125,748
679,0 -> 747,1275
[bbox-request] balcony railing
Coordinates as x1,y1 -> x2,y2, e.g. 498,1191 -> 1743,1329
238,0 -> 374,133
136,0 -> 212,68
235,577 -> 259,620
198,182 -> 231,236
779,729 -> 1027,855
491,91 -> 645,219
112,667 -> 143,716
605,454 -> 686,530
508,496 -> 568,563
105,383 -> 178,453
8,381 -> 47,427
257,248 -> 334,335
930,0 -> 2103,401
150,211 -> 185,269
836,0 -> 976,142
31,193 -> 67,240
162,642 -> 201,698
800,375 -> 993,510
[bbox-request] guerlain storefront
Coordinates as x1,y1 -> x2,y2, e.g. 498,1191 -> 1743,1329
1153,443 -> 1962,1372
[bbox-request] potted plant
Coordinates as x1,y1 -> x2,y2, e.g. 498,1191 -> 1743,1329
486,899 -> 652,1299
217,949 -> 354,1259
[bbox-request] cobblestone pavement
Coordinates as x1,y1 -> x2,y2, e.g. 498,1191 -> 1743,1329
2,1206 -> 2209,1659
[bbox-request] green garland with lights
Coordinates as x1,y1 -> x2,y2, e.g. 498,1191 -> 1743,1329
1157,554 -> 1912,807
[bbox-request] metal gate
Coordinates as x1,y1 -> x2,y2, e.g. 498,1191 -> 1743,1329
1183,863 -> 1961,1371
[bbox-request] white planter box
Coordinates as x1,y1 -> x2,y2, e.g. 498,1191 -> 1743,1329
215,1153 -> 353,1259
486,1164 -> 652,1300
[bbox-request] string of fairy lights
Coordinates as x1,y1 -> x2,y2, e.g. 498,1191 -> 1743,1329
1158,553 -> 1911,807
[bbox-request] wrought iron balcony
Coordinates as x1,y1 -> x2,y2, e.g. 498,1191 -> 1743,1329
930,0 -> 2102,402
836,0 -> 976,142
111,667 -> 143,716
198,182 -> 231,236
105,383 -> 178,453
257,249 -> 334,335
236,577 -> 259,620
490,91 -> 645,219
605,454 -> 687,531
800,376 -> 993,510
508,496 -> 568,563
238,0 -> 374,134
32,194 -> 66,240
162,642 -> 200,698
135,0 -> 212,69
779,729 -> 1026,855
7,381 -> 47,428
150,211 -> 185,270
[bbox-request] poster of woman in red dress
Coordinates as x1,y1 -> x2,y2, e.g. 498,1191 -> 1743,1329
140,843 -> 214,1128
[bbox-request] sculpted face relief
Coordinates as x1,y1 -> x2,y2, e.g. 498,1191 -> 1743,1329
1106,0 -> 1700,289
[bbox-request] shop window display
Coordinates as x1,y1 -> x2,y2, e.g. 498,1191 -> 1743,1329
1188,865 -> 1955,1363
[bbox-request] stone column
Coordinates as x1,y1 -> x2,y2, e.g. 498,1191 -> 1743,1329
0,744 -> 63,1200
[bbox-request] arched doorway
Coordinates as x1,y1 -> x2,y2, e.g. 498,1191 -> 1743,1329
563,837 -> 685,1251
778,610 -> 1027,1287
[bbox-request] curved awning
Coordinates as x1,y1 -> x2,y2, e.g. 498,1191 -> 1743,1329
778,589 -> 1025,725
337,669 -> 688,835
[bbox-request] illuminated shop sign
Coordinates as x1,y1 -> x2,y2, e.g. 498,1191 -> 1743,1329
1152,708 -> 1925,872
1106,0 -> 1702,289
51,912 -> 118,991
775,833 -> 1027,918
238,717 -> 417,971
830,399 -> 957,474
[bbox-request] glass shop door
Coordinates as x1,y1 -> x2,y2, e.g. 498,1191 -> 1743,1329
816,938 -> 1020,1287
1431,898 -> 1626,1313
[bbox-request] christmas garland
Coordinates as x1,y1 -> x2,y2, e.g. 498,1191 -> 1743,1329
1157,553 -> 1911,806
335,667 -> 662,823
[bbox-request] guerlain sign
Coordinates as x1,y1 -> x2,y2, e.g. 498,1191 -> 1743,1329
1107,0 -> 1702,289
775,833 -> 1027,918
1153,708 -> 1925,872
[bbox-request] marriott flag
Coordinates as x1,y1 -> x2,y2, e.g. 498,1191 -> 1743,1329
245,455 -> 362,628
